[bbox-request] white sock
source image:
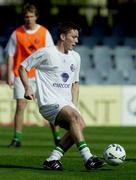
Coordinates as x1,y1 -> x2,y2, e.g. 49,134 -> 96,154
47,150 -> 63,161
80,147 -> 93,162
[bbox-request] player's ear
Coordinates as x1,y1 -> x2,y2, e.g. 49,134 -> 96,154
60,34 -> 65,41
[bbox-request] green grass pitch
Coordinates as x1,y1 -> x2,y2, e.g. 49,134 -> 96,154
0,126 -> 136,180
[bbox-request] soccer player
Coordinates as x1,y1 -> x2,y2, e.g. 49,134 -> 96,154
5,3 -> 61,147
19,22 -> 105,170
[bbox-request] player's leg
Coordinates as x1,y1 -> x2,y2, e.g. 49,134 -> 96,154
8,77 -> 27,147
43,131 -> 73,171
0,63 -> 7,81
31,77 -> 62,146
43,106 -> 105,170
8,99 -> 27,147
49,123 -> 61,146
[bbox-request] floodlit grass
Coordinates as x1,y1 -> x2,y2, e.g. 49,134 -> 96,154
0,126 -> 136,180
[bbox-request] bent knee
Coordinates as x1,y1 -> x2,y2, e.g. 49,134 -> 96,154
70,113 -> 86,129
80,119 -> 86,130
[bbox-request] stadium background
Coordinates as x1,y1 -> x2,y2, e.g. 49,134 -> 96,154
0,0 -> 136,127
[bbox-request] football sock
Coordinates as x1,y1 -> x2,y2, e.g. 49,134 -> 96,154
14,131 -> 22,141
53,131 -> 61,141
47,146 -> 64,161
77,141 -> 93,162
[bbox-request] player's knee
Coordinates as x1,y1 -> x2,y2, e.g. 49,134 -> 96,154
70,113 -> 78,123
17,101 -> 27,110
80,120 -> 86,130
70,113 -> 85,129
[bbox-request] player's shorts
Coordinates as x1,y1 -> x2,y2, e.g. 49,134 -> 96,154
39,102 -> 80,125
14,77 -> 36,99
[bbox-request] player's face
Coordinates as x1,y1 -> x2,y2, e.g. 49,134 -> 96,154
24,11 -> 37,29
64,29 -> 79,52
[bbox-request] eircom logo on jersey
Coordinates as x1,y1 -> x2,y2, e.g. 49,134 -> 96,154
53,72 -> 71,88
53,83 -> 70,88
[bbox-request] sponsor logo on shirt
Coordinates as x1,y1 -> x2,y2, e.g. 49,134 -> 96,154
61,73 -> 69,82
53,83 -> 70,88
52,73 -> 70,88
70,64 -> 75,72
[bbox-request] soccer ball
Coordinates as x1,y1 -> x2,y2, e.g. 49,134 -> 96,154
103,144 -> 126,166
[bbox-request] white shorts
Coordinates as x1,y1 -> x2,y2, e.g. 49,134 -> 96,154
39,102 -> 80,125
14,77 -> 36,99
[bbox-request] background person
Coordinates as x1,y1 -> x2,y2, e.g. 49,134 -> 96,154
5,3 -> 61,147
19,21 -> 105,170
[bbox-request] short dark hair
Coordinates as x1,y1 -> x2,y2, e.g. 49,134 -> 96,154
58,22 -> 81,34
56,21 -> 81,41
22,3 -> 39,17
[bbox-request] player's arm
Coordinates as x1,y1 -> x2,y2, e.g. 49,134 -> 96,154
19,65 -> 35,100
19,48 -> 47,100
7,55 -> 14,86
5,32 -> 16,86
71,52 -> 81,106
72,82 -> 79,106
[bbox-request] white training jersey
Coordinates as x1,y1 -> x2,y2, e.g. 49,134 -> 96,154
5,24 -> 54,56
21,46 -> 81,107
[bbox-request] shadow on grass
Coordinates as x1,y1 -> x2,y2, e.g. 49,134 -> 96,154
126,158 -> 136,162
0,164 -> 113,172
0,164 -> 44,171
0,144 -> 53,149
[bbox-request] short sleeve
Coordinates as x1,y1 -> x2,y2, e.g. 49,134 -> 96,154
5,31 -> 16,56
73,51 -> 81,83
21,48 -> 47,71
45,30 -> 54,47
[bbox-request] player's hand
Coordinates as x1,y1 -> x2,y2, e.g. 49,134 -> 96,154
7,78 -> 14,87
24,94 -> 34,100
24,87 -> 35,100
7,72 -> 14,87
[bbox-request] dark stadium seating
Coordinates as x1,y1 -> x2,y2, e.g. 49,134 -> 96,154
78,36 -> 136,85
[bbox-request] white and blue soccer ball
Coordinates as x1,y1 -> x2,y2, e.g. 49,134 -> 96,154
103,144 -> 126,166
